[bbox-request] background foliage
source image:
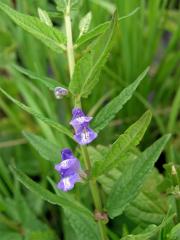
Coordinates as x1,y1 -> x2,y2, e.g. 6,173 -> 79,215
0,0 -> 179,240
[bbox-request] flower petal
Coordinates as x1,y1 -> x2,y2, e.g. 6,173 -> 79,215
55,157 -> 80,177
57,173 -> 81,192
72,108 -> 85,119
74,127 -> 97,145
70,116 -> 92,128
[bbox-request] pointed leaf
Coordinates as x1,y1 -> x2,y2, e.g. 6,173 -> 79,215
92,68 -> 149,132
93,110 -> 152,177
106,134 -> 171,218
0,3 -> 66,53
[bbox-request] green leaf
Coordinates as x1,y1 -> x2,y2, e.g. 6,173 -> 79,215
75,8 -> 139,47
0,87 -> 72,138
23,132 -> 60,162
79,12 -> 92,38
25,230 -> 57,240
69,11 -> 118,98
92,67 -> 149,132
12,64 -> 65,91
106,134 -> 171,218
38,8 -> 53,27
64,209 -> 100,240
124,169 -> 167,226
0,158 -> 13,190
0,2 -> 66,53
12,167 -> 100,240
11,166 -> 92,219
121,212 -> 174,240
92,110 -> 152,177
120,225 -> 157,240
0,231 -> 22,240
168,223 -> 180,240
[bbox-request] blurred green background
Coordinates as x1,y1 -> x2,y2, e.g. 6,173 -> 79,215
0,0 -> 179,239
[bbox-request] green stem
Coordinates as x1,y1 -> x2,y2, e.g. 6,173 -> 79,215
81,146 -> 108,240
64,3 -> 108,239
64,1 -> 75,79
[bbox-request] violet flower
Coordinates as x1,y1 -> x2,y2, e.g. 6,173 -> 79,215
70,108 -> 97,145
55,148 -> 81,192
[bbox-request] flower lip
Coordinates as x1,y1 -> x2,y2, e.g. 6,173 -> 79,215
55,148 -> 82,191
70,108 -> 98,145
74,127 -> 97,145
55,157 -> 80,177
57,173 -> 81,192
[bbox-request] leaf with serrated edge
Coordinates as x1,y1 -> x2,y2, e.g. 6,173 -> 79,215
23,131 -> 60,162
0,87 -> 72,138
69,12 -> 118,98
92,67 -> 149,132
106,134 -> 171,218
92,110 -> 152,177
0,2 -> 66,52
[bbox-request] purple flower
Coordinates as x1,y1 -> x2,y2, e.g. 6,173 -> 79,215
70,108 -> 97,145
55,148 -> 81,192
54,87 -> 68,99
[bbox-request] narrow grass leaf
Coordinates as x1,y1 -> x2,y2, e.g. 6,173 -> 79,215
92,67 -> 149,132
106,134 -> 171,218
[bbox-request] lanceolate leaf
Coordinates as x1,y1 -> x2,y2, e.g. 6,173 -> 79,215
0,87 -> 72,138
75,8 -> 139,47
13,64 -> 64,91
23,131 -> 60,162
0,2 -> 66,53
69,11 -> 118,98
92,67 -> 149,132
106,134 -> 171,218
92,110 -> 152,177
